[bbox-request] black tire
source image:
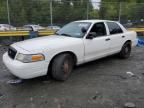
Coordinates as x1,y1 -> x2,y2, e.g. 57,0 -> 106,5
51,54 -> 74,81
119,42 -> 131,59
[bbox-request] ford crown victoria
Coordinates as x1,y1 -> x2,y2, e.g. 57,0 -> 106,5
3,20 -> 137,81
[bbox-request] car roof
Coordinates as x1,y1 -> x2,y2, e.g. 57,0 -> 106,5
24,24 -> 40,26
0,24 -> 10,25
75,19 -> 118,23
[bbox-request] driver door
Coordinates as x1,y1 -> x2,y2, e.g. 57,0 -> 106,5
83,22 -> 110,62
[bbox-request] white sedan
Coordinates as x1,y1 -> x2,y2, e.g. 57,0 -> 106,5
3,20 -> 137,80
23,24 -> 45,31
0,24 -> 16,31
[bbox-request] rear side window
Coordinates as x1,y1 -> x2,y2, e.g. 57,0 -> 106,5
107,22 -> 123,35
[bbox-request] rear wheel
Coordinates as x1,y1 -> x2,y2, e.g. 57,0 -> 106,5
51,54 -> 74,81
119,42 -> 131,59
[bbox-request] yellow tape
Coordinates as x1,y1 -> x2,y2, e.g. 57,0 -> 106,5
38,31 -> 55,36
0,30 -> 55,37
128,28 -> 144,32
0,31 -> 29,36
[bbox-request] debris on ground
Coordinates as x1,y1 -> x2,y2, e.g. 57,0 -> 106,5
126,72 -> 135,77
92,91 -> 101,100
7,79 -> 23,84
124,102 -> 136,108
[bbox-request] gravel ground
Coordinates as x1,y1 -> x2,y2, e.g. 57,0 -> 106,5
0,46 -> 144,108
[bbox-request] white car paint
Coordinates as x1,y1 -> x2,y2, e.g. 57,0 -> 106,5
3,20 -> 137,79
0,24 -> 16,31
23,24 -> 45,31
47,26 -> 61,31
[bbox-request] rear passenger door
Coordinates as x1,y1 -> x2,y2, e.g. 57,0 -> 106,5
106,22 -> 124,53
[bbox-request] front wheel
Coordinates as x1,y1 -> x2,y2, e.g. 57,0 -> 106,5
119,42 -> 131,59
51,54 -> 74,81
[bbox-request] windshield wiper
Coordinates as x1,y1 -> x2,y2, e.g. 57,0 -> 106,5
60,33 -> 72,37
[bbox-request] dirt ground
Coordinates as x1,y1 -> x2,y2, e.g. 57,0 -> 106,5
0,46 -> 144,108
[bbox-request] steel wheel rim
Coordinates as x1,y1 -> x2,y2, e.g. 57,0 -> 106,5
124,45 -> 130,55
63,59 -> 71,77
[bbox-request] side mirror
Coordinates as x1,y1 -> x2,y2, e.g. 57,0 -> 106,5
86,32 -> 96,39
81,27 -> 87,33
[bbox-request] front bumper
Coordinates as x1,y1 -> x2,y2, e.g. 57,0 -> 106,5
3,52 -> 49,79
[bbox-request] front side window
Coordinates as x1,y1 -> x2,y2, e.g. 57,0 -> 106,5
107,22 -> 123,35
56,22 -> 91,38
90,22 -> 106,37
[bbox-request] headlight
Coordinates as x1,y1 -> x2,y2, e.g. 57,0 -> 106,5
16,53 -> 45,63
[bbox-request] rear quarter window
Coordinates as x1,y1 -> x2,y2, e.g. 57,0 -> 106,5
107,22 -> 123,35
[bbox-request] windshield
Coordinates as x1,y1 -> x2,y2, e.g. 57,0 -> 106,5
56,22 -> 91,38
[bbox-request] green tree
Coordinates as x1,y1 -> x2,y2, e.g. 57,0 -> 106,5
0,0 -> 8,23
52,0 -> 92,25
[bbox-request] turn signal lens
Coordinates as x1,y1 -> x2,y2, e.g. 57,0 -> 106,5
32,54 -> 45,62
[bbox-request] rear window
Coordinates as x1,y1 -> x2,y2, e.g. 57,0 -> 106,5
107,22 -> 123,35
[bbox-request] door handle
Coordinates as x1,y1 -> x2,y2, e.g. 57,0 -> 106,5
122,36 -> 125,38
105,38 -> 110,41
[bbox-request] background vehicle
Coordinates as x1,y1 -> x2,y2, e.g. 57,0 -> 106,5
3,20 -> 137,81
0,24 -> 16,31
47,25 -> 61,31
23,24 -> 45,31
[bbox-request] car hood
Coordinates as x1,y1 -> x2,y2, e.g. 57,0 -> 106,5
12,35 -> 82,52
